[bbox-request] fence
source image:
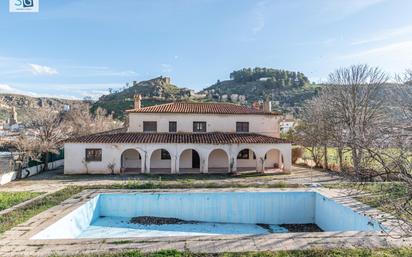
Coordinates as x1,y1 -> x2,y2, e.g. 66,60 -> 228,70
0,150 -> 64,186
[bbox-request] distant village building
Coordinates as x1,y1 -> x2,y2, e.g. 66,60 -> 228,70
64,96 -> 292,175
238,95 -> 246,104
230,94 -> 239,102
220,94 -> 228,101
259,77 -> 274,81
280,114 -> 295,133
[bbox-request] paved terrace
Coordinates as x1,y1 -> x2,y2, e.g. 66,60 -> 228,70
0,165 -> 344,193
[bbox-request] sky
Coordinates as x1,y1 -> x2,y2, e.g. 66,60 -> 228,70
0,0 -> 412,99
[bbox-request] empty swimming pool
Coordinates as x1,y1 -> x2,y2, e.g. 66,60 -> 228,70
32,191 -> 384,239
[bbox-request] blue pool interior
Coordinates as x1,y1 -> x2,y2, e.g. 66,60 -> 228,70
32,191 -> 384,239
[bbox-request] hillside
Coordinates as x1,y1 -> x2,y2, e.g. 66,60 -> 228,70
93,69 -> 320,119
201,68 -> 320,113
0,94 -> 85,123
92,76 -> 194,118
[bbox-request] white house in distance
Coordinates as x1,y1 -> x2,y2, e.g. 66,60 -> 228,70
64,95 -> 292,174
280,114 -> 295,133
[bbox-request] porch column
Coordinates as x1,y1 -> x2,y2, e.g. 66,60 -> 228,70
231,156 -> 237,173
174,154 -> 180,174
145,153 -> 151,174
256,155 -> 265,173
171,156 -> 177,174
282,149 -> 292,172
278,150 -> 283,169
201,157 -> 208,173
140,153 -> 146,173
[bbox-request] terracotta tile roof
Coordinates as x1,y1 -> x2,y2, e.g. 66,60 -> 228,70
126,102 -> 280,115
65,132 -> 289,144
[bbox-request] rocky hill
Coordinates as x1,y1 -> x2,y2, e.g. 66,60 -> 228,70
93,69 -> 320,119
92,76 -> 194,118
0,94 -> 85,123
200,68 -> 319,114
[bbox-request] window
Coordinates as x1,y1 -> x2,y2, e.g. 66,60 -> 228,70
236,122 -> 249,132
143,121 -> 157,132
161,149 -> 171,160
237,149 -> 250,159
85,149 -> 102,162
169,121 -> 177,132
193,121 -> 206,132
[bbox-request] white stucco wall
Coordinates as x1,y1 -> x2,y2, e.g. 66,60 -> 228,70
127,113 -> 280,137
64,142 -> 292,174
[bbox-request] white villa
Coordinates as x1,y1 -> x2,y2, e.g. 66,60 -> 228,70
64,95 -> 292,174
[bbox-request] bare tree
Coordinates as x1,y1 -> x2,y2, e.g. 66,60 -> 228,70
325,64 -> 389,176
295,92 -> 338,169
25,108 -> 69,171
9,134 -> 39,179
64,106 -> 122,137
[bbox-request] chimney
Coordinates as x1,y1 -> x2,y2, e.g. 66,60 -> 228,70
263,99 -> 272,112
134,94 -> 142,110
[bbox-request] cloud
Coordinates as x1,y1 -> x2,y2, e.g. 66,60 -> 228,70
0,83 -> 38,96
28,64 -> 58,75
339,40 -> 412,72
0,82 -> 124,100
295,38 -> 337,46
63,65 -> 138,77
351,25 -> 412,45
251,1 -> 266,34
319,0 -> 386,22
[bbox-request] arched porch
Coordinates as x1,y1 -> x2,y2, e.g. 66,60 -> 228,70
149,149 -> 172,174
263,148 -> 284,172
207,149 -> 230,173
178,148 -> 201,174
236,148 -> 258,172
120,149 -> 142,173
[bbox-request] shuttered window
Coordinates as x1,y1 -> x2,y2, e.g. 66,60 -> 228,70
193,122 -> 206,132
236,122 -> 249,132
169,121 -> 177,132
85,149 -> 102,162
143,121 -> 157,132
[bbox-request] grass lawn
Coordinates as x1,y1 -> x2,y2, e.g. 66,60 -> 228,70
326,182 -> 411,222
0,186 -> 83,234
0,191 -> 42,211
50,248 -> 412,257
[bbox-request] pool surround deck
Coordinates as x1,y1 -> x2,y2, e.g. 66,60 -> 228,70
0,188 -> 410,256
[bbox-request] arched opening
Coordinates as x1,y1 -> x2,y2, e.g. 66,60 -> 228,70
150,149 -> 172,174
236,148 -> 258,172
263,148 -> 284,172
208,149 -> 229,173
121,149 -> 142,173
179,149 -> 201,173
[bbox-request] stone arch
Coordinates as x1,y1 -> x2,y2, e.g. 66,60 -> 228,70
236,148 -> 258,172
178,148 -> 201,173
149,148 -> 172,174
120,149 -> 142,173
207,148 -> 230,173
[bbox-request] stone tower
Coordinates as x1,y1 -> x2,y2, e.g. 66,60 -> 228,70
9,107 -> 18,125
